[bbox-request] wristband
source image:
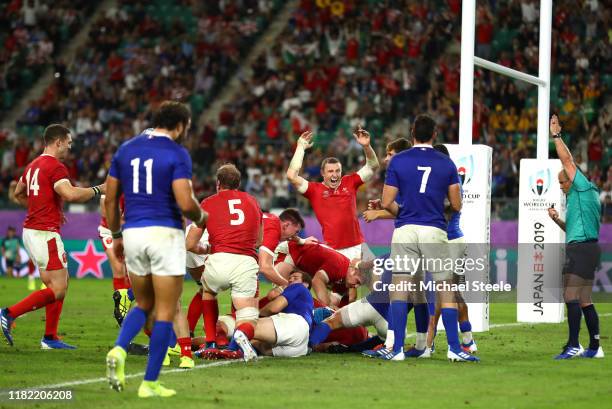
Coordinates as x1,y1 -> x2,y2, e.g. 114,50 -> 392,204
111,230 -> 122,239
552,133 -> 562,139
92,185 -> 102,197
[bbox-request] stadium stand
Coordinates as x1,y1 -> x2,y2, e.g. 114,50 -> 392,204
0,0 -> 99,116
0,0 -> 609,220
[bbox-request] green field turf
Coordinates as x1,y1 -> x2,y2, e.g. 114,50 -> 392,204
0,278 -> 610,409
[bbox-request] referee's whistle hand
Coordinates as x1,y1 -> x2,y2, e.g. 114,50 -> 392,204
547,207 -> 558,220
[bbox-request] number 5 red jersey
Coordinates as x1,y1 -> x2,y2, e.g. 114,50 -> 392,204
201,190 -> 262,259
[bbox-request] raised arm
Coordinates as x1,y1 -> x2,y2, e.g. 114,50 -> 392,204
354,127 -> 380,182
286,131 -> 313,194
550,114 -> 577,182
54,180 -> 105,203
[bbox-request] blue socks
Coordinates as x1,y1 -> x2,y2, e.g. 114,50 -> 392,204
391,301 -> 409,353
144,321 -> 173,382
459,320 -> 472,333
169,328 -> 177,348
414,304 -> 429,334
441,308 -> 460,351
126,288 -> 135,302
309,322 -> 332,346
115,307 -> 147,350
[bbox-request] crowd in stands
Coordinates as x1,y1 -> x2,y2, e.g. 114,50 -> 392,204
0,0 -> 98,115
0,0 -> 610,221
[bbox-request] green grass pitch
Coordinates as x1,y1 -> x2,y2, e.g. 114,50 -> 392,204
0,278 -> 610,409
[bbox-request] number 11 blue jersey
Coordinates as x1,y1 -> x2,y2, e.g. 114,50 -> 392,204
385,145 -> 460,231
108,131 -> 192,230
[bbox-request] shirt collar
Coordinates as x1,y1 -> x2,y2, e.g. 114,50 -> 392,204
413,144 -> 433,148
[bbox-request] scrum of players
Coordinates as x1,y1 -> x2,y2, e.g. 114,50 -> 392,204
1,102 -> 478,398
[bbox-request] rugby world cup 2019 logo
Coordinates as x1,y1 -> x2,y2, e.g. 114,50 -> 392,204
529,168 -> 551,196
455,155 -> 474,185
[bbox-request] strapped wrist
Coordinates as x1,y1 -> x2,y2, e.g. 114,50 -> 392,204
111,230 -> 122,239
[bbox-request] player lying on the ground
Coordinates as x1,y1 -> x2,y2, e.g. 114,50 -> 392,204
201,270 -> 314,359
274,239 -> 361,307
309,256 -> 392,350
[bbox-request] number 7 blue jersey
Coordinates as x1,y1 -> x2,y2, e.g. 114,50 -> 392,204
385,145 -> 460,230
108,131 -> 192,230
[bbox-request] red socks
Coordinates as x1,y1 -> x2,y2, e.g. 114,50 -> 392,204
236,322 -> 255,340
201,299 -> 219,343
8,288 -> 56,318
44,299 -> 64,339
187,292 -> 203,333
178,337 -> 192,358
113,277 -> 130,290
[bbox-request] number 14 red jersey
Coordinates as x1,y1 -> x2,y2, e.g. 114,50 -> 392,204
19,154 -> 70,232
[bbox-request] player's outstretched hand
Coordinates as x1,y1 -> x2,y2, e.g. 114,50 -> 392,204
353,125 -> 371,147
113,237 -> 125,263
297,130 -> 314,150
363,210 -> 378,223
547,206 -> 559,220
368,199 -> 382,210
550,115 -> 562,137
302,236 -> 319,245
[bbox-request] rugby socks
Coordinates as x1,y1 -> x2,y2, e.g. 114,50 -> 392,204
7,287 -> 56,318
178,337 -> 192,358
566,300 -> 582,348
44,299 -> 64,340
202,299 -> 219,344
113,277 -> 130,290
169,328 -> 177,348
228,323 -> 255,351
126,288 -> 135,302
187,292 -> 203,334
144,321 -> 173,382
582,304 -> 600,350
390,300 -> 409,354
459,320 -> 473,344
441,308 -> 460,351
414,303 -> 429,350
309,322 -> 332,346
115,306 -> 147,350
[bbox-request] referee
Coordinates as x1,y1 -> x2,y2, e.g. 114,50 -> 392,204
548,114 -> 603,359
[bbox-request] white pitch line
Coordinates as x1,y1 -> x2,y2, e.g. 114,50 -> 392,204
4,313 -> 612,393
1,359 -> 246,393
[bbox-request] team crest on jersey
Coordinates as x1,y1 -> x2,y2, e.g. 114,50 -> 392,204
455,155 -> 474,185
529,168 -> 551,196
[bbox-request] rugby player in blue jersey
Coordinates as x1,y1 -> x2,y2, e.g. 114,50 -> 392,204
378,114 -> 478,362
105,101 -> 208,397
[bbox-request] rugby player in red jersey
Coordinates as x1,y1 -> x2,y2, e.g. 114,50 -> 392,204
274,240 -> 362,307
286,128 -> 379,261
2,124 -> 105,349
258,209 -> 305,286
99,194 -> 133,325
187,164 -> 262,361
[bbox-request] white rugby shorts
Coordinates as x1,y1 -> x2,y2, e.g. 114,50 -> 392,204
271,313 -> 310,358
123,226 -> 186,276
